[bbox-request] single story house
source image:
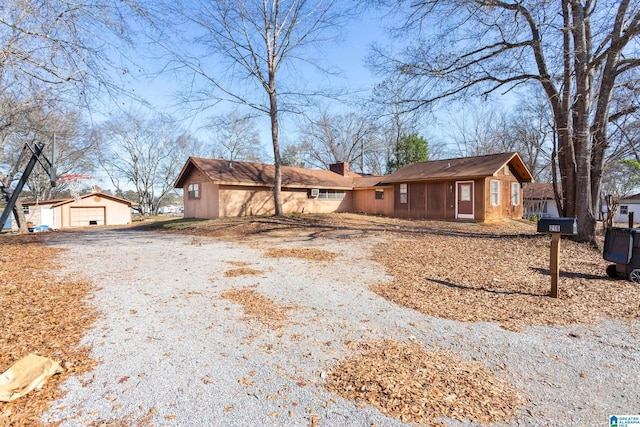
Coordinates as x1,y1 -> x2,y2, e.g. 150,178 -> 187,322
174,152 -> 534,221
614,193 -> 640,224
14,191 -> 133,230
523,183 -> 561,219
174,153 -> 533,221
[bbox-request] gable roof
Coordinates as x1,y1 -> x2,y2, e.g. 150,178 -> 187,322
379,152 -> 533,184
174,152 -> 534,191
22,192 -> 134,207
174,157 -> 357,190
54,192 -> 134,207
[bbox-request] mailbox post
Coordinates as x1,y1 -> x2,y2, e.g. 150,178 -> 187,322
536,218 -> 578,298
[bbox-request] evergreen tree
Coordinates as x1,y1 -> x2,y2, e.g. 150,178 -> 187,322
387,133 -> 429,173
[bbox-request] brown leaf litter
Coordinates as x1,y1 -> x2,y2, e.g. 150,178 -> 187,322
325,339 -> 523,426
221,288 -> 292,328
0,234 -> 97,426
263,248 -> 337,261
372,233 -> 639,331
224,267 -> 264,277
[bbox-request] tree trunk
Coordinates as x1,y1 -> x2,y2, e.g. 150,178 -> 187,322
570,1 -> 597,243
269,80 -> 283,217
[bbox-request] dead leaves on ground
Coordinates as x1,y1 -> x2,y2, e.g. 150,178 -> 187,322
263,248 -> 337,261
372,234 -> 639,331
221,288 -> 292,329
0,234 -> 97,426
325,339 -> 523,426
224,267 -> 264,277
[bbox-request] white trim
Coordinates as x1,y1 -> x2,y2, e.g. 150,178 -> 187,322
455,181 -> 474,219
511,182 -> 520,206
490,179 -> 500,206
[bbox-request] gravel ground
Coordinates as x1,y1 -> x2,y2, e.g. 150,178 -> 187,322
42,228 -> 639,427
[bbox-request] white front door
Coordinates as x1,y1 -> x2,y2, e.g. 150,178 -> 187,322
40,207 -> 55,227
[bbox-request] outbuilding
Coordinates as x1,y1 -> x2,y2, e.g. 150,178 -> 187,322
16,192 -> 133,230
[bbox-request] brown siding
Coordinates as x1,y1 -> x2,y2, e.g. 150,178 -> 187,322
474,178 -> 485,221
445,181 -> 456,219
483,170 -> 523,220
393,184 -> 409,218
409,182 -> 426,218
352,188 -> 394,216
426,182 -> 446,219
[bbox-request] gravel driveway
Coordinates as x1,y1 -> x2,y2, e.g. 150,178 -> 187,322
42,228 -> 639,426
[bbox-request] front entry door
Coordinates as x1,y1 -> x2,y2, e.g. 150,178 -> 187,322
457,182 -> 474,219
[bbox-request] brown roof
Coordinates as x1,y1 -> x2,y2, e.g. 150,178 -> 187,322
523,183 -> 559,200
21,192 -> 134,207
175,153 -> 534,191
174,158 -> 357,190
353,175 -> 392,189
21,198 -> 72,206
380,152 -> 533,184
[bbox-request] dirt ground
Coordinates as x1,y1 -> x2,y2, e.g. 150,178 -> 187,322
1,213 -> 639,426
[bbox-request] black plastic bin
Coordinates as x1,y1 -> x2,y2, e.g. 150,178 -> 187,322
603,227 -> 640,282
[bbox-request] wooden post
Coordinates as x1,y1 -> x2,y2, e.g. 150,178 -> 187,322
550,233 -> 560,298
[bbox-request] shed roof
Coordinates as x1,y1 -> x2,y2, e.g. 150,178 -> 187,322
174,157 -> 357,190
379,152 -> 533,184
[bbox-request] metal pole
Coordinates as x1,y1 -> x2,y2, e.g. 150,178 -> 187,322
0,143 -> 45,231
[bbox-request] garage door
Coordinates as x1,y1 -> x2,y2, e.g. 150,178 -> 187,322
70,207 -> 105,227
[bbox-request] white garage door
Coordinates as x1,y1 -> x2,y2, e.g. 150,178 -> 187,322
70,207 -> 105,227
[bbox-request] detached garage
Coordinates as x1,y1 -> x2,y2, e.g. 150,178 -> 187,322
18,192 -> 133,230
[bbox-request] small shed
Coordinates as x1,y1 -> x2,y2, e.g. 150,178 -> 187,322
17,192 -> 133,230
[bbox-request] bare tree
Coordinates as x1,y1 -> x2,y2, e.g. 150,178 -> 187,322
141,0 -> 350,216
0,0 -> 139,231
207,112 -> 266,162
96,113 -> 198,215
299,111 -> 379,172
372,0 -> 640,243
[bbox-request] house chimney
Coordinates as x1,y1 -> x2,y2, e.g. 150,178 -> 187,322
329,162 -> 349,176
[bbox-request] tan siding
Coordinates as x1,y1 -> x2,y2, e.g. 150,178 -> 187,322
217,185 -> 353,217
352,188 -> 394,216
60,195 -> 131,228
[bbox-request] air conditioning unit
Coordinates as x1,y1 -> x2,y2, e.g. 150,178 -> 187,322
310,188 -> 320,198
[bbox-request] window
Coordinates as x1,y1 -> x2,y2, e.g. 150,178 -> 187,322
400,183 -> 408,204
620,205 -> 629,215
490,180 -> 500,206
318,189 -> 345,200
187,183 -> 200,199
22,205 -> 30,214
511,183 -> 520,206
375,189 -> 384,200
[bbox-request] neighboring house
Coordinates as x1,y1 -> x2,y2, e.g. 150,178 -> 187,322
14,191 -> 133,230
614,193 -> 640,224
523,183 -> 561,219
174,152 -> 533,221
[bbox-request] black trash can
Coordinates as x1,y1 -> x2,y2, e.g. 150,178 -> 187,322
603,227 -> 640,282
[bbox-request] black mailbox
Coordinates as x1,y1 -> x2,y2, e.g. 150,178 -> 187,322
537,217 -> 577,235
